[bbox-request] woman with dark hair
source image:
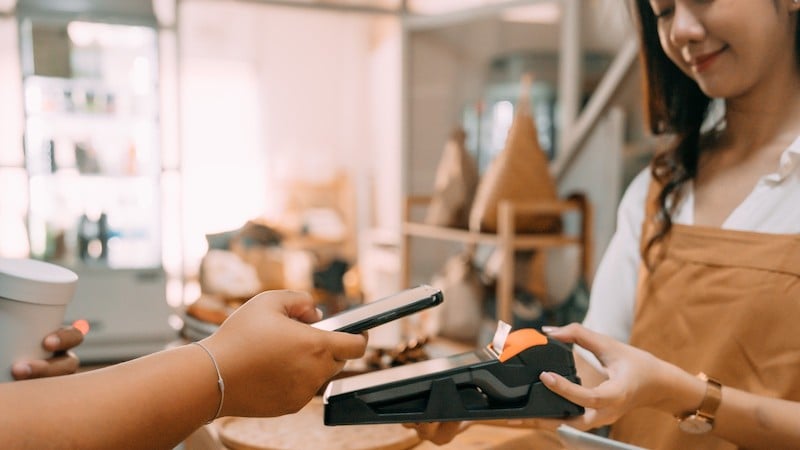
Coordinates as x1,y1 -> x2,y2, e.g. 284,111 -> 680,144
412,0 -> 800,448
560,0 -> 800,447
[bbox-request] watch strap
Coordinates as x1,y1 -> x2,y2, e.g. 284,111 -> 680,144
695,372 -> 722,420
678,372 -> 722,433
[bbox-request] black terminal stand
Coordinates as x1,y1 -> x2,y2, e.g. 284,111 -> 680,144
323,332 -> 584,425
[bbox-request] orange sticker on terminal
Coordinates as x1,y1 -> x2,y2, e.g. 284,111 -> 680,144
498,328 -> 548,362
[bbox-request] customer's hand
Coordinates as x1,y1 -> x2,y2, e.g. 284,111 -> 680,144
540,323 -> 690,430
202,290 -> 367,418
403,421 -> 469,446
404,415 -> 558,444
11,327 -> 85,380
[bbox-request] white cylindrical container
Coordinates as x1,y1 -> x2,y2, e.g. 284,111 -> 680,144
0,258 -> 78,383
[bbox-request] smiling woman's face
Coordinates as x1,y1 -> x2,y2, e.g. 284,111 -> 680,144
649,0 -> 799,99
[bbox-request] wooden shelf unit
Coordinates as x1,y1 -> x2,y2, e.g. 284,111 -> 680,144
401,193 -> 593,324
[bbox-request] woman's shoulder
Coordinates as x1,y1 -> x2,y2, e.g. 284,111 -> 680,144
618,168 -> 652,221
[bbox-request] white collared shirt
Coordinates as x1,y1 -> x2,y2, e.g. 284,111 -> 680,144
581,137 -> 800,349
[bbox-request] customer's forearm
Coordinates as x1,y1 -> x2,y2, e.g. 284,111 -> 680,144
0,344 -> 218,450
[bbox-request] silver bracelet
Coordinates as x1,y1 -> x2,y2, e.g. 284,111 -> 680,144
191,341 -> 225,423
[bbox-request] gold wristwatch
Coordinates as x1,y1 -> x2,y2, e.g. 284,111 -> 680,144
678,372 -> 722,434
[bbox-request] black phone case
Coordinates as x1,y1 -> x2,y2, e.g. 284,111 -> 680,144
335,292 -> 443,333
314,285 -> 443,334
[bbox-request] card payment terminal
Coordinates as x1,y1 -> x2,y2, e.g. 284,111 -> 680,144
323,328 -> 584,425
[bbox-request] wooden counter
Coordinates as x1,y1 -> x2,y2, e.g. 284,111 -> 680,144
185,415 -> 559,450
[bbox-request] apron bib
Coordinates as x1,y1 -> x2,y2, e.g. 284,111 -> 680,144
610,184 -> 800,449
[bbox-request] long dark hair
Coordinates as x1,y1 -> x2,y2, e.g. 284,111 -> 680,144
631,0 -> 800,266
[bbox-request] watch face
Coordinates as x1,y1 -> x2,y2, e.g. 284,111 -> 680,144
679,415 -> 713,434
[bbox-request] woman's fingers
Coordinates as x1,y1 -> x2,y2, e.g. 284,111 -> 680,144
544,323 -> 614,364
560,408 -> 605,431
540,371 -> 600,408
540,369 -> 625,429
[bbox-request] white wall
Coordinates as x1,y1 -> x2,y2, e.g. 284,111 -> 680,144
0,17 -> 29,258
254,8 -> 370,184
558,107 -> 625,277
366,18 -> 403,232
178,1 -> 401,273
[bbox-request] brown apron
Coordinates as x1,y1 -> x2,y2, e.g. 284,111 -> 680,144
610,182 -> 800,449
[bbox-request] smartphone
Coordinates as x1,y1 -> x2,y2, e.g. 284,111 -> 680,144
312,285 -> 443,334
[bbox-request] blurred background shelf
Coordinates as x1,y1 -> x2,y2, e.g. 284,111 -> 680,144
401,194 -> 592,324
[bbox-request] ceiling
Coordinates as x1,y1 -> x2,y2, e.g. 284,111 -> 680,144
249,0 -> 564,18
242,0 -> 628,31
272,0 -> 526,12
10,0 -> 628,42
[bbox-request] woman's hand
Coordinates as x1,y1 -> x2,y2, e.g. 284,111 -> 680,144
539,323 -> 687,430
11,327 -> 85,380
396,322 -> 681,445
202,290 -> 368,418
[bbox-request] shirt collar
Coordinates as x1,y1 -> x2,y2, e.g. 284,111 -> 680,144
764,135 -> 800,183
